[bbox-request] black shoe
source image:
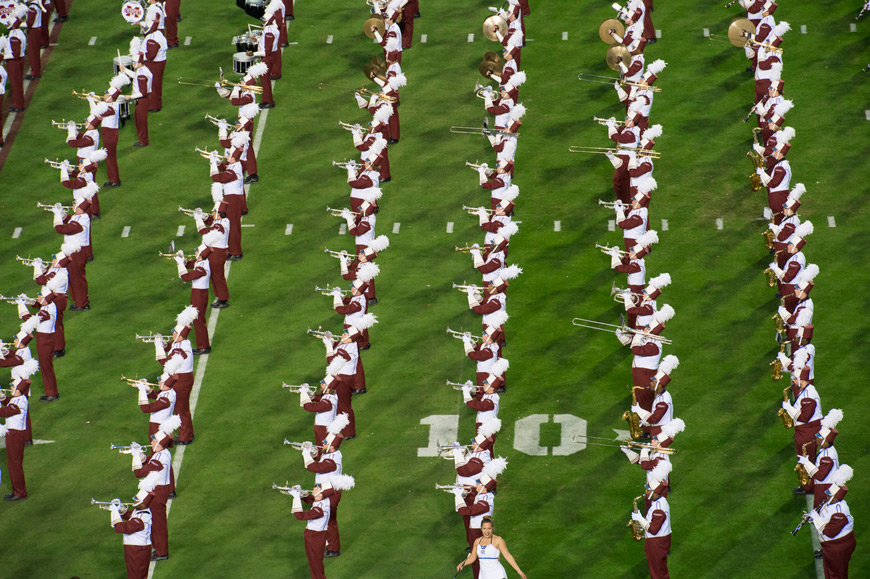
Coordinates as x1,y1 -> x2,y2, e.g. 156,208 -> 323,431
367,297 -> 378,306
4,493 -> 27,501
25,75 -> 38,80
352,388 -> 367,396
281,43 -> 290,47
259,102 -> 276,109
92,213 -> 101,220
86,256 -> 94,262
343,435 -> 356,440
168,492 -> 177,499
379,177 -> 391,183
25,440 -> 33,447
324,550 -> 341,558
53,349 -> 65,358
465,547 -> 471,553
10,108 -> 25,113
103,181 -> 122,188
243,174 -> 259,184
177,437 -> 194,445
287,14 -> 295,20
151,553 -> 169,561
133,141 -> 148,147
69,304 -> 90,311
647,37 -> 657,45
745,66 -> 754,73
192,347 -> 211,355
54,15 -> 69,22
495,386 -> 506,394
148,109 -> 162,113
415,12 -> 421,18
360,344 -> 370,351
775,293 -> 783,298
793,487 -> 810,495
39,395 -> 59,402
814,550 -> 823,560
388,138 -> 398,144
227,254 -> 243,261
270,75 -> 282,81
167,43 -> 180,49
241,210 -> 248,216
177,15 -> 182,22
211,299 -> 230,309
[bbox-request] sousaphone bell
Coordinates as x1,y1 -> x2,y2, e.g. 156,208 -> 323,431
727,17 -> 755,47
599,18 -> 625,44
364,15 -> 386,39
606,45 -> 631,72
483,14 -> 508,42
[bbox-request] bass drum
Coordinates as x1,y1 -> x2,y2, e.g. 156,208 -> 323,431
121,0 -> 146,24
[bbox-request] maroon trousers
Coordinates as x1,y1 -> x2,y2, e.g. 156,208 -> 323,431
134,98 -> 149,145
56,0 -> 69,17
190,288 -> 209,349
150,485 -> 170,556
335,376 -> 356,437
243,148 -> 258,176
4,429 -> 27,498
165,0 -> 181,46
144,61 -> 166,110
207,250 -> 229,301
7,58 -> 25,110
36,332 -> 59,397
388,101 -> 400,141
303,529 -> 327,579
41,3 -> 53,47
643,0 -> 655,40
53,294 -> 67,350
68,250 -> 89,308
27,30 -> 42,77
326,491 -> 341,551
644,534 -> 671,579
268,50 -> 282,80
401,6 -> 415,48
225,195 -> 244,256
352,360 -> 366,393
123,544 -> 151,579
173,372 -> 195,442
821,533 -> 855,579
259,72 -> 274,106
101,127 -> 120,183
613,160 -> 631,204
379,147 -> 391,180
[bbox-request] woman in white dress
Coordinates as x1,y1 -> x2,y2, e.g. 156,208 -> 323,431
456,516 -> 527,579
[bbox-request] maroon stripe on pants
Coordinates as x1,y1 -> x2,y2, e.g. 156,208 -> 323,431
644,534 -> 671,579
124,544 -> 151,579
41,4 -> 53,47
172,372 -> 195,442
303,529 -> 327,579
207,250 -> 229,301
144,61 -> 166,110
4,429 -> 27,497
243,147 -> 258,175
150,485 -> 170,556
101,127 -> 120,183
134,99 -> 149,145
36,332 -> 58,397
164,0 -> 181,46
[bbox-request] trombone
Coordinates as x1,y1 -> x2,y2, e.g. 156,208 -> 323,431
0,294 -> 37,305
571,318 -> 673,344
72,90 -> 107,102
450,126 -> 519,138
446,327 -> 484,342
446,379 -> 480,394
178,206 -> 201,217
307,328 -> 340,340
338,121 -> 364,132
109,442 -> 143,455
435,482 -> 477,493
455,244 -> 493,253
327,206 -> 361,217
51,119 -> 86,129
283,440 -> 315,451
596,243 -> 628,257
358,86 -> 397,103
36,202 -> 72,213
120,375 -> 158,388
465,160 -> 495,175
577,75 -> 662,92
569,145 -> 661,158
315,285 -> 350,296
452,282 -> 485,292
134,333 -> 170,344
571,435 -> 677,454
324,248 -> 352,259
195,147 -> 225,161
44,158 -> 67,169
281,383 -> 312,393
177,77 -> 264,94
462,205 -> 495,216
91,498 -> 135,511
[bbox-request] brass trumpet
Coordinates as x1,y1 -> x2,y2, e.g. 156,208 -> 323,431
455,244 -> 494,253
272,483 -> 314,497
338,121 -> 364,132
332,159 -> 358,170
315,285 -> 350,296
595,243 -> 628,257
281,383 -> 312,393
327,206 -> 361,217
324,248 -> 352,259
72,90 -> 107,102
598,199 -> 624,209
109,442 -> 143,455
120,375 -> 158,388
435,483 -> 477,492
0,294 -> 37,305
446,380 -> 480,394
446,327 -> 484,342
178,206 -> 201,217
91,498 -> 135,511
158,252 -> 196,260
195,147 -> 226,161
465,160 -> 496,175
283,440 -> 315,451
571,318 -> 673,345
51,120 -> 86,129
358,86 -> 397,103
16,255 -> 47,267
36,202 -> 72,213
592,115 -> 623,126
204,113 -> 230,127
134,333 -> 170,345
462,205 -> 495,216
452,282 -> 485,292
307,328 -> 340,340
44,158 -> 67,169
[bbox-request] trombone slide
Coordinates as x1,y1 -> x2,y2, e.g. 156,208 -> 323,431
450,126 -> 519,138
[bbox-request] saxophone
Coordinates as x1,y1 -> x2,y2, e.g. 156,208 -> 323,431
762,228 -> 774,250
764,267 -> 777,288
795,441 -> 811,486
778,386 -> 795,429
747,149 -> 764,192
622,388 -> 643,440
627,495 -> 645,541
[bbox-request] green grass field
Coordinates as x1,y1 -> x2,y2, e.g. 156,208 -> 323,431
1,1 -> 869,577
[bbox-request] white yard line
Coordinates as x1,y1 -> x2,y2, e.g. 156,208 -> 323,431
420,34 -> 427,43
184,37 -> 192,46
446,221 -> 453,233
392,222 -> 401,234
12,227 -> 22,238
148,88 -> 273,579
285,223 -> 294,235
661,219 -> 668,231
715,218 -> 723,230
827,216 -> 836,228
88,36 -> 97,46
467,33 -> 474,43
121,226 -> 131,238
562,32 -> 568,40
176,225 -> 185,237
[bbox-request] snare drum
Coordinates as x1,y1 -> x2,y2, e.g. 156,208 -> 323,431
113,55 -> 134,75
121,0 -> 146,24
118,99 -> 132,121
245,0 -> 265,19
233,52 -> 256,75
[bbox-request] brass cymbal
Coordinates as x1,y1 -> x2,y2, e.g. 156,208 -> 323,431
599,18 -> 625,44
478,59 -> 501,80
482,51 -> 503,65
728,17 -> 755,47
364,63 -> 387,82
606,45 -> 631,71
364,16 -> 385,40
370,54 -> 386,69
482,14 -> 508,42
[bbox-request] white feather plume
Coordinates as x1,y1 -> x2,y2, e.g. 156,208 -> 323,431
60,239 -> 84,256
176,305 -> 199,328
794,220 -> 813,239
478,418 -> 502,438
0,424 -> 7,437
509,103 -> 526,121
129,37 -> 143,58
772,22 -> 791,37
327,413 -> 350,435
239,103 -> 260,120
387,72 -> 407,89
326,357 -> 345,377
637,176 -> 658,194
778,125 -> 795,143
830,464 -> 853,486
20,358 -> 40,379
89,149 -> 108,163
163,355 -> 185,377
489,358 -> 509,377
502,184 -> 520,202
499,265 -> 523,280
231,131 -> 250,149
637,229 -> 659,247
499,222 -> 519,239
660,417 -> 685,439
369,235 -> 390,253
160,415 -> 182,434
509,70 -> 527,87
642,124 -> 663,141
138,470 -> 162,493
358,187 -> 383,203
797,263 -> 819,285
822,409 -> 843,430
373,105 -> 393,126
788,183 -> 805,201
646,59 -> 667,76
356,262 -> 380,283
203,230 -> 224,248
649,460 -> 673,482
328,473 -> 355,491
246,62 -> 269,79
659,355 -> 679,375
482,457 -> 508,478
211,182 -> 224,204
110,73 -> 132,90
648,273 -> 671,289
653,304 -> 675,324
21,317 -> 39,336
353,313 -> 379,330
486,311 -> 509,328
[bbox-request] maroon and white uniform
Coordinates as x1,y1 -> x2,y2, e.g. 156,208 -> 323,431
3,26 -> 26,110
25,1 -> 43,78
303,391 -> 337,444
783,384 -> 822,456
485,95 -> 514,130
631,336 -> 661,392
144,29 -> 167,110
210,160 -> 245,257
466,391 -> 500,433
140,388 -> 176,437
160,339 -> 195,443
640,496 -> 671,579
293,496 -> 330,579
133,448 -> 171,557
810,499 -> 855,579
466,341 -> 499,386
305,449 -> 343,553
0,391 -> 29,498
803,445 -> 838,508
617,206 -> 648,251
480,170 -> 513,211
113,507 -> 153,579
131,65 -> 153,145
636,389 -> 672,436
22,299 -> 59,398
198,214 -> 230,302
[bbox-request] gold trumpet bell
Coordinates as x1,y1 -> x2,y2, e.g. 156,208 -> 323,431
364,63 -> 386,82
728,17 -> 755,47
599,18 -> 625,44
482,14 -> 508,42
479,59 -> 501,80
606,45 -> 631,72
364,15 -> 385,40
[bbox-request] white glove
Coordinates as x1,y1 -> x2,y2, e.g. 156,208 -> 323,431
797,455 -> 811,467
454,488 -> 466,510
758,169 -> 772,186
467,289 -> 482,308
777,351 -> 791,369
627,156 -> 639,170
753,143 -> 764,155
621,447 -> 640,463
217,119 -> 229,138
633,404 -> 651,421
461,384 -> 473,403
339,254 -> 349,275
346,165 -> 358,181
354,93 -> 367,108
622,293 -> 634,309
16,298 -> 28,318
769,263 -> 784,279
452,447 -> 467,466
154,336 -> 166,360
615,329 -> 632,346
606,152 -> 623,169
301,448 -> 315,467
477,207 -> 488,225
175,256 -> 187,277
631,512 -> 647,528
323,337 -> 334,356
66,120 -> 77,140
615,205 -> 626,222
610,252 -> 622,269
462,335 -> 475,354
615,83 -> 628,102
352,128 -> 363,147
300,387 -> 312,407
109,504 -> 123,526
630,332 -> 645,348
332,290 -> 343,308
777,306 -> 790,322
131,452 -> 145,471
137,383 -> 150,405
808,510 -> 824,531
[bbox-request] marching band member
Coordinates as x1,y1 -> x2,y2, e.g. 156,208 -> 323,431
137,369 -> 178,439
453,482 -> 495,579
798,409 -> 841,508
120,39 -> 154,147
31,254 -> 68,356
462,368 -> 505,432
144,21 -> 168,112
340,248 -> 384,306
155,317 -> 196,445
302,413 -> 348,558
630,484 -> 671,579
300,382 -> 337,445
333,282 -> 369,349
101,73 -> 131,187
806,466 -> 856,578
371,3 -> 403,64
251,5 -> 281,108
3,5 -> 28,112
289,484 -> 330,579
0,373 -> 31,500
110,478 -> 156,579
322,335 -> 359,437
632,354 -> 677,436
16,287 -> 62,401
194,187 -> 231,308
164,0 -> 182,48
463,328 -> 500,387
52,194 -> 92,310
351,122 -> 389,182
479,162 -> 515,211
174,238 -> 219,354
234,100 -> 262,181
25,0 -> 44,80
209,146 -> 245,260
484,87 -> 515,132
